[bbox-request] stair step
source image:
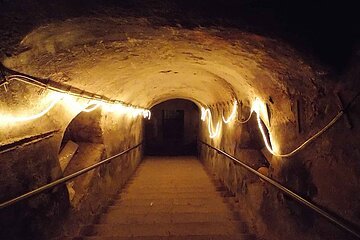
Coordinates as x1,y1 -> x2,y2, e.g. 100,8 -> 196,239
119,192 -> 221,200
112,197 -> 225,207
98,212 -> 240,224
126,184 -> 215,188
103,205 -> 234,215
61,157 -> 256,240
105,203 -> 230,215
81,222 -> 245,237
66,233 -> 255,240
122,191 -> 218,196
122,187 -> 219,193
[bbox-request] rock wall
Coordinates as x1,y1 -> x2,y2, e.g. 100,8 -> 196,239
0,3 -> 358,239
0,83 -> 145,240
199,85 -> 360,240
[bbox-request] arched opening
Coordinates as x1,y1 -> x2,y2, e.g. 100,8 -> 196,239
0,3 -> 359,240
58,108 -> 106,206
145,99 -> 199,156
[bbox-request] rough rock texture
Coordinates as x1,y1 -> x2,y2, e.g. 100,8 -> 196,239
0,89 -> 144,239
0,2 -> 359,240
199,93 -> 360,240
2,16 -> 322,112
62,109 -> 104,144
0,134 -> 69,240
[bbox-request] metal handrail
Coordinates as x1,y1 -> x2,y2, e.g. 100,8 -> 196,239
0,142 -> 143,209
199,140 -> 360,239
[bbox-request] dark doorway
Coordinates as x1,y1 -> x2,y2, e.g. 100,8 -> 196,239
163,110 -> 184,140
145,99 -> 199,156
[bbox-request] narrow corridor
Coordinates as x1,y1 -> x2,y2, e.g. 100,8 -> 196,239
1,2 -> 359,240
74,157 -> 254,240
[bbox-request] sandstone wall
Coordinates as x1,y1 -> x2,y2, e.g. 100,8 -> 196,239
0,84 -> 145,239
199,87 -> 360,240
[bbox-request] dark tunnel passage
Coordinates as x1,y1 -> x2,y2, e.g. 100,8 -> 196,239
145,99 -> 199,156
0,1 -> 360,240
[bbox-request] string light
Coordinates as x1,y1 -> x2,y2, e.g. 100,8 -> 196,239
0,93 -> 63,123
209,122 -> 221,138
101,101 -> 151,119
2,70 -> 347,155
251,98 -> 270,125
1,74 -> 151,123
1,95 -> 151,124
251,98 -> 346,157
222,100 -> 238,124
256,112 -> 278,155
143,110 -> 151,119
202,97 -> 345,158
82,102 -> 101,113
256,109 -> 344,157
239,113 -> 252,123
201,107 -> 221,139
201,108 -> 211,121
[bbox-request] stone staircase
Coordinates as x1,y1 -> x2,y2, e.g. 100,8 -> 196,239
66,156 -> 256,240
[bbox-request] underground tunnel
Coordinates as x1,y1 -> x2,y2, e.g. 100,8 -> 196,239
0,1 -> 359,240
145,99 -> 199,156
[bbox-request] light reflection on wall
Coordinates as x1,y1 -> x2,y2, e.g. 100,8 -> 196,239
201,107 -> 221,139
202,97 -> 342,158
0,92 -> 63,123
201,98 -> 289,157
222,100 -> 238,124
0,91 -> 151,125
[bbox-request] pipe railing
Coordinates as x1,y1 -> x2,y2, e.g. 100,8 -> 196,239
199,140 -> 360,240
0,142 -> 143,209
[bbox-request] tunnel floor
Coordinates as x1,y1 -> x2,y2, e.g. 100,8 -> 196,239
74,156 -> 254,239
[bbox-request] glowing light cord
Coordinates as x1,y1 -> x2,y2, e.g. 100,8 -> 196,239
222,100 -> 238,124
220,99 -> 252,124
209,121 -> 221,139
202,97 -> 347,158
143,110 -> 151,119
201,108 -> 210,121
252,98 -> 345,157
82,102 -> 101,112
101,102 -> 151,119
201,107 -> 221,138
256,112 -> 277,156
238,111 -> 253,124
256,110 -> 344,157
1,95 -> 62,123
3,74 -> 151,122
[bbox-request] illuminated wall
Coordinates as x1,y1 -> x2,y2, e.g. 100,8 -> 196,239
198,94 -> 360,240
0,14 -> 359,240
0,81 -> 146,239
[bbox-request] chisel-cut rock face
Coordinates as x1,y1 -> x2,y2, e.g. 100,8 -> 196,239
0,2 -> 359,240
3,16 -> 320,112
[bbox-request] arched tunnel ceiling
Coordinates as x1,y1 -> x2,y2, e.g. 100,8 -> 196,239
3,17 -> 321,109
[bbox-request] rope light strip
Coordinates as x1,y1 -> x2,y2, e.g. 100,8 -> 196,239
202,97 -> 346,158
82,102 -> 102,113
0,73 -> 151,122
1,96 -> 62,123
222,100 -> 238,124
201,107 -> 221,139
